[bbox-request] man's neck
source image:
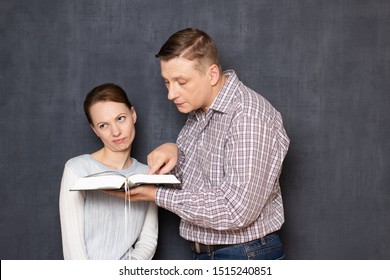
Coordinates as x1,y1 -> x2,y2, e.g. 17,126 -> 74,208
203,73 -> 227,112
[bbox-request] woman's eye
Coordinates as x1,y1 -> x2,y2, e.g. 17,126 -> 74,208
99,124 -> 107,129
118,116 -> 126,123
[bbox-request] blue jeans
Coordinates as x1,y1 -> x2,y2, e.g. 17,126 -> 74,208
192,232 -> 285,260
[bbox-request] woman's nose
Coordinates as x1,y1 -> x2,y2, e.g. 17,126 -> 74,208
111,124 -> 121,137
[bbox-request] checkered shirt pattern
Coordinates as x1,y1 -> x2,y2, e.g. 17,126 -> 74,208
156,70 -> 290,245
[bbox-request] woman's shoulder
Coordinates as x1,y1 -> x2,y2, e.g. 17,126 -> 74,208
61,154 -> 96,178
64,154 -> 98,175
65,154 -> 92,167
129,158 -> 149,174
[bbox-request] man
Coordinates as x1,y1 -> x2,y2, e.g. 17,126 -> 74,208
130,27 -> 290,260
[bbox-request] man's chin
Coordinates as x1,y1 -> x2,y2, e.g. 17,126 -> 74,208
176,105 -> 192,114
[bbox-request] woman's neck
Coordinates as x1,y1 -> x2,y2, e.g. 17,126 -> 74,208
91,148 -> 133,170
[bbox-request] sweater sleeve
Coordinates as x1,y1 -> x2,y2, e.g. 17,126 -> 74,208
130,202 -> 158,260
59,165 -> 89,259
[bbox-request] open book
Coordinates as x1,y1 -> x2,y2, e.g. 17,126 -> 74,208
70,171 -> 180,191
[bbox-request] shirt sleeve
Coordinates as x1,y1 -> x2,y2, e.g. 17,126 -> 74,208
59,165 -> 89,259
130,202 -> 158,260
156,113 -> 289,231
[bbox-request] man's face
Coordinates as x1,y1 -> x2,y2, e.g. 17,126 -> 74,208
160,57 -> 215,113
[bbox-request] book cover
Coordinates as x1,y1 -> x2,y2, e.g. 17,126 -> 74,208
70,171 -> 180,191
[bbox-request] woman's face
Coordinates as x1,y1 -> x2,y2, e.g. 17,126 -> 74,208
89,101 -> 137,153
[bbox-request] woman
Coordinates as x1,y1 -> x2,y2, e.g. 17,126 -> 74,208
59,83 -> 158,260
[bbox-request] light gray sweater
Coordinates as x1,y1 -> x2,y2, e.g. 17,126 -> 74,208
59,154 -> 158,260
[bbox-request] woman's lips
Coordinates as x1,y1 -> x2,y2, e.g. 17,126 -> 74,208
113,137 -> 126,144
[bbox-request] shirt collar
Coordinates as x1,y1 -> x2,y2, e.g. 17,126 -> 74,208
189,70 -> 239,120
208,70 -> 239,114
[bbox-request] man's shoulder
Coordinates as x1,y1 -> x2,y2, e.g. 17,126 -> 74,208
234,84 -> 279,121
224,71 -> 275,113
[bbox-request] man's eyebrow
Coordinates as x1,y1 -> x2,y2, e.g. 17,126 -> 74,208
162,74 -> 189,80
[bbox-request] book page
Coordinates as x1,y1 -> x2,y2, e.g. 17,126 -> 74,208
71,174 -> 126,191
127,174 -> 180,186
70,173 -> 180,191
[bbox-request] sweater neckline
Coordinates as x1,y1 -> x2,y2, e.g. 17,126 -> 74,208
85,154 -> 138,174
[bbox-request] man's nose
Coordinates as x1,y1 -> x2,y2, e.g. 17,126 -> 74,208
167,84 -> 179,100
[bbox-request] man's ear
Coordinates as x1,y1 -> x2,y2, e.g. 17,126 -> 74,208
209,64 -> 221,86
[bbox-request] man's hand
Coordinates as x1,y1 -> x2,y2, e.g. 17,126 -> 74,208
129,185 -> 157,202
147,142 -> 178,174
101,190 -> 130,200
102,185 -> 157,202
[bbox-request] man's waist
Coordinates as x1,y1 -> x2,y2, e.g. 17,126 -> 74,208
189,231 -> 280,254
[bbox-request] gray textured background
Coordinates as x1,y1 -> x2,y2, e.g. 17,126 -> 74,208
1,0 -> 389,259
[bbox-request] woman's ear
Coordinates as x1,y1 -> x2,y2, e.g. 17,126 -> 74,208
90,124 -> 100,138
209,64 -> 221,86
131,107 -> 137,124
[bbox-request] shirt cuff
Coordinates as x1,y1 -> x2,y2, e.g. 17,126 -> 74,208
155,186 -> 178,210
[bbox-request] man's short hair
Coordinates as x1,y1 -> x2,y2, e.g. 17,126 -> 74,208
155,27 -> 221,72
